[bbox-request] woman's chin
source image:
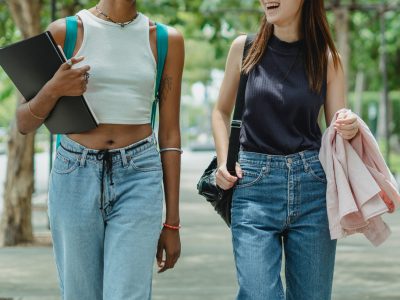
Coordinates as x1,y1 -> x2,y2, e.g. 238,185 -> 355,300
266,15 -> 281,25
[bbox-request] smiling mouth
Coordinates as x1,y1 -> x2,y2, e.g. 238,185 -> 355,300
266,2 -> 280,10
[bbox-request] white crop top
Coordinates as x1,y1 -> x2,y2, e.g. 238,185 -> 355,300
72,9 -> 156,124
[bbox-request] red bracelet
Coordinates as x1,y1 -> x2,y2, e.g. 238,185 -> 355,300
163,223 -> 181,230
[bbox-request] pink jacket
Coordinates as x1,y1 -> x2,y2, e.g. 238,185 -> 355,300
319,109 -> 400,246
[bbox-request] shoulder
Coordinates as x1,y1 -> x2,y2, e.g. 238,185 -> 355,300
226,35 -> 247,71
166,26 -> 184,47
46,16 -> 83,47
148,19 -> 184,48
230,35 -> 247,54
327,50 -> 344,84
46,19 -> 66,45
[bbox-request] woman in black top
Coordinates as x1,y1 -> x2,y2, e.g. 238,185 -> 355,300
213,1 -> 359,299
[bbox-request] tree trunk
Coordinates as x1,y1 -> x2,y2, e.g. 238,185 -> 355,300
0,121 -> 35,245
378,11 -> 390,165
354,71 -> 365,116
0,0 -> 42,246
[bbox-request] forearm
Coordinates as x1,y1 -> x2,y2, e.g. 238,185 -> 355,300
212,108 -> 231,167
17,82 -> 59,134
159,131 -> 181,225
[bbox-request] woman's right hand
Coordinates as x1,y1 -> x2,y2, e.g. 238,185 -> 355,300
216,162 -> 243,190
46,56 -> 91,98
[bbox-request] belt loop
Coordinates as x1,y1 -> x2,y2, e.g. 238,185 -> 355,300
120,148 -> 128,167
299,151 -> 309,171
149,134 -> 155,145
80,149 -> 88,167
266,155 -> 271,170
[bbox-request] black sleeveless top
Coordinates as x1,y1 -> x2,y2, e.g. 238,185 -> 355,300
240,35 -> 326,155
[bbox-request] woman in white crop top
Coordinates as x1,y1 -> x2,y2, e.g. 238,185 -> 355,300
16,1 -> 184,299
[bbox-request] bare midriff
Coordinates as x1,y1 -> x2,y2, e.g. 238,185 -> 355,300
67,123 -> 153,150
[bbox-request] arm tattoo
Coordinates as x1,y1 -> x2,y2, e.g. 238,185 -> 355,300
160,75 -> 173,101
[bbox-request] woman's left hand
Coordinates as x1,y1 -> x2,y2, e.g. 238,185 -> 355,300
334,110 -> 359,140
156,227 -> 181,273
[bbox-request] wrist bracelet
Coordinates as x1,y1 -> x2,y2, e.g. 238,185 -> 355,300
28,101 -> 46,120
159,148 -> 183,154
163,223 -> 181,230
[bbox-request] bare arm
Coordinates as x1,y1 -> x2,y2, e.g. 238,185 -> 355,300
324,53 -> 346,126
212,35 -> 246,190
16,19 -> 89,134
156,27 -> 184,273
324,53 -> 359,139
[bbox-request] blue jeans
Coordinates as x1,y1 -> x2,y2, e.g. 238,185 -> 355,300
231,150 -> 337,300
48,133 -> 163,300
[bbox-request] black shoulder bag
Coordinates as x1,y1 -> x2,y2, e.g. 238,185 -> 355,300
196,35 -> 254,227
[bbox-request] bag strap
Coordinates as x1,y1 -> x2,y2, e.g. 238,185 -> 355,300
151,22 -> 169,129
56,15 -> 79,149
226,35 -> 254,175
64,16 -> 79,60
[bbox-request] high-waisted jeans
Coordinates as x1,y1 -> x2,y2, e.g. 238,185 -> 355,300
231,150 -> 337,300
48,133 -> 163,300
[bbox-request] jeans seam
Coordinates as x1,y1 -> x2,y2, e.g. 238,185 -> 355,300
53,155 -> 80,175
235,165 -> 268,189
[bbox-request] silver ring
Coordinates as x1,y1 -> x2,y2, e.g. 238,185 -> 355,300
84,72 -> 90,82
66,59 -> 73,66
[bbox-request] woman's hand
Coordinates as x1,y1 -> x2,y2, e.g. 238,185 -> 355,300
334,110 -> 359,140
216,162 -> 243,190
156,227 -> 181,273
46,56 -> 91,98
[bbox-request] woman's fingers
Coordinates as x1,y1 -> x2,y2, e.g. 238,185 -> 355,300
235,162 -> 243,179
217,167 -> 237,183
70,56 -> 85,65
216,176 -> 234,190
60,56 -> 85,70
335,116 -> 357,125
156,241 -> 163,267
77,65 -> 91,74
334,111 -> 359,140
161,249 -> 179,273
216,164 -> 244,190
216,167 -> 238,190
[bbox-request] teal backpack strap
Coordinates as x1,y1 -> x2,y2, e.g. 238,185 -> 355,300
64,16 -> 79,60
151,23 -> 169,129
56,16 -> 78,149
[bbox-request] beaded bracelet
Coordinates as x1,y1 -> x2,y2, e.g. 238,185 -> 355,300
163,223 -> 181,230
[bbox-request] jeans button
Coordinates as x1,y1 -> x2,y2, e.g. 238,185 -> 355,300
287,158 -> 292,164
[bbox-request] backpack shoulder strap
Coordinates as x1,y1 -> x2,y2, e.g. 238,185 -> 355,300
56,16 -> 79,149
150,22 -> 169,129
64,16 -> 79,60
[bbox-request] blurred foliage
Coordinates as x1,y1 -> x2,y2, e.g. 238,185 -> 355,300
0,0 -> 399,131
348,91 -> 400,138
0,0 -> 399,91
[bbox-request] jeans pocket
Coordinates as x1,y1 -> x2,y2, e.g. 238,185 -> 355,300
307,160 -> 327,183
52,152 -> 80,175
236,160 -> 268,189
129,146 -> 162,172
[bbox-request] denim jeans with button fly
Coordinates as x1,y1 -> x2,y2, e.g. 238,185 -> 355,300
231,150 -> 337,300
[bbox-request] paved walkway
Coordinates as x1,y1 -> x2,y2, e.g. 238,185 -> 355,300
0,151 -> 399,300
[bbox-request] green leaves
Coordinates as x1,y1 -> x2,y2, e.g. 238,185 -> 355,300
0,0 -> 399,90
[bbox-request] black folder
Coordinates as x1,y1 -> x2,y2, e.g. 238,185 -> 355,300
0,31 -> 98,134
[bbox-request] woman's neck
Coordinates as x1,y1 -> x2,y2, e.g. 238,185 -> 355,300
96,0 -> 137,23
273,13 -> 302,43
273,26 -> 301,43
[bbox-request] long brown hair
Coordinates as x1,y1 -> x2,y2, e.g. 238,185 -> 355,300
242,0 -> 341,94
